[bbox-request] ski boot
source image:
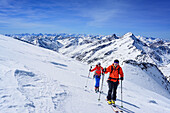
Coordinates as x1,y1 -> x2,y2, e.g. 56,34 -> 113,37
95,87 -> 99,93
107,100 -> 112,105
111,100 -> 116,107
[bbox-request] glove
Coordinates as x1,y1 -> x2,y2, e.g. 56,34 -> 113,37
120,77 -> 124,81
103,68 -> 106,72
89,66 -> 92,72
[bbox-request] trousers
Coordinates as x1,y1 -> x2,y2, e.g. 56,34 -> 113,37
107,80 -> 119,101
95,75 -> 101,88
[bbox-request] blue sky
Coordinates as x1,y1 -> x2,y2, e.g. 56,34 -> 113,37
0,0 -> 170,39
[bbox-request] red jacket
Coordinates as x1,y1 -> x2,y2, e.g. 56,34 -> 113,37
105,64 -> 124,82
91,65 -> 103,76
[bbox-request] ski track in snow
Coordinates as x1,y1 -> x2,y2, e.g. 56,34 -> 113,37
15,70 -> 69,113
0,64 -> 69,113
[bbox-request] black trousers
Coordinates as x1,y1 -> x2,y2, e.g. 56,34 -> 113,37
107,80 -> 119,101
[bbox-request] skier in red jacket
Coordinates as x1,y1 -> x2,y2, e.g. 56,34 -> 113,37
103,59 -> 124,105
90,62 -> 103,93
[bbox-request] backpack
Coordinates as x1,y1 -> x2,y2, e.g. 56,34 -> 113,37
110,66 -> 120,74
94,66 -> 102,76
108,66 -> 120,81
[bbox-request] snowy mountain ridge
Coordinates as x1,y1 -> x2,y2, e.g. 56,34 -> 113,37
6,32 -> 169,64
5,33 -> 170,82
0,34 -> 170,113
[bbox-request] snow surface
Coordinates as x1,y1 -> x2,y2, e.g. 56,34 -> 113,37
0,34 -> 170,113
159,64 -> 170,81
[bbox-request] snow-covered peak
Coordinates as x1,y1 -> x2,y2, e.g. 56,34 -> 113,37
122,32 -> 135,38
121,32 -> 143,44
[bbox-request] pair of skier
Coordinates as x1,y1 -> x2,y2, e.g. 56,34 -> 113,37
89,59 -> 124,105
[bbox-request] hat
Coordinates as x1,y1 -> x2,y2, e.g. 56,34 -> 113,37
114,59 -> 119,63
97,62 -> 101,65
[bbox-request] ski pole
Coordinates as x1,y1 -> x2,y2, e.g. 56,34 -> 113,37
85,66 -> 92,88
121,80 -> 123,108
98,73 -> 104,101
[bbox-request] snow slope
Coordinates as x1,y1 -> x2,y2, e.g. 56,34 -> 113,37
0,34 -> 170,113
159,64 -> 170,81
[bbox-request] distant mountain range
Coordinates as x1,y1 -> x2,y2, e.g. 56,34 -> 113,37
5,32 -> 170,81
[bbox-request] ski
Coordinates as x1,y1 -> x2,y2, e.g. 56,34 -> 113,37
112,105 -> 123,113
106,99 -> 123,113
110,105 -> 119,113
105,100 -> 118,113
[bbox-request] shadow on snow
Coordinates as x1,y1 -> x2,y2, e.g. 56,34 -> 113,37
50,62 -> 67,68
